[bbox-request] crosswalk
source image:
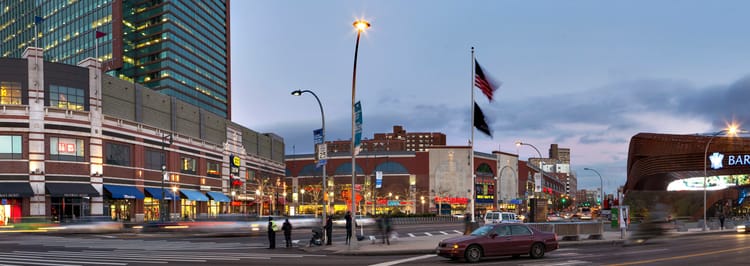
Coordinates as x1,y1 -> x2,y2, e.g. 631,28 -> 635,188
0,235 -> 324,265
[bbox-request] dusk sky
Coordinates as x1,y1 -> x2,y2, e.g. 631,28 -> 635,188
230,1 -> 750,194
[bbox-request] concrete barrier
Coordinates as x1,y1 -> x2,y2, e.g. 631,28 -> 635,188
527,222 -> 603,241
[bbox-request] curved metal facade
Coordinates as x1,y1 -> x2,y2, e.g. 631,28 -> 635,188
626,132 -> 750,191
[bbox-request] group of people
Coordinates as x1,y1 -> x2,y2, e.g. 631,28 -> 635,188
266,211 -> 360,249
266,216 -> 294,249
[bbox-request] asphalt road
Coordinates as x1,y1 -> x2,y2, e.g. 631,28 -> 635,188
1,227 -> 745,265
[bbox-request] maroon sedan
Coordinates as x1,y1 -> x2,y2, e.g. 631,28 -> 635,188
436,223 -> 558,263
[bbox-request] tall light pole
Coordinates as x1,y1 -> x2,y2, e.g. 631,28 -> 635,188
516,141 -> 543,222
291,89 -> 327,222
583,168 -> 604,209
160,133 -> 172,222
351,19 -> 370,221
702,124 -> 741,231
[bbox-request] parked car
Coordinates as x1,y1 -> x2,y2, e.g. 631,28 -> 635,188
436,223 -> 559,263
546,213 -> 565,222
483,212 -> 522,224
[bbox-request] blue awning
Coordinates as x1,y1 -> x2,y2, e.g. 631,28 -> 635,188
180,189 -> 209,202
144,187 -> 179,200
206,191 -> 231,202
103,184 -> 145,199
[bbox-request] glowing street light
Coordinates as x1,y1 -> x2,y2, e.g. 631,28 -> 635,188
292,89 -> 328,225
350,18 -> 370,228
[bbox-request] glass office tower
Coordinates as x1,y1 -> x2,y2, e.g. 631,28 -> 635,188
0,0 -> 231,119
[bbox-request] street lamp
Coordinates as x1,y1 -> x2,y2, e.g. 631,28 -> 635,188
231,190 -> 236,213
291,89 -> 328,224
172,186 -> 178,220
583,168 -> 604,209
516,141 -> 544,222
702,124 -> 742,231
160,133 -> 173,222
350,19 -> 370,227
421,196 -> 425,213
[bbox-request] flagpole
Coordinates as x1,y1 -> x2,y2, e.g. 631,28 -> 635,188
470,47 -> 476,223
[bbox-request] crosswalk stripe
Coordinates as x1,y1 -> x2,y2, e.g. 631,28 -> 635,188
439,231 -> 448,235
424,232 -> 433,236
407,233 -> 415,237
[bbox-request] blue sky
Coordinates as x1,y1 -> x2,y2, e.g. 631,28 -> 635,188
230,1 -> 750,194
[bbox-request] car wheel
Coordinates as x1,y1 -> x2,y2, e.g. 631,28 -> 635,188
464,244 -> 482,263
529,243 -> 545,259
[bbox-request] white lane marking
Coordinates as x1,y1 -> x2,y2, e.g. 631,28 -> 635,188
453,230 -> 462,234
407,233 -> 415,237
424,232 -> 433,236
439,231 -> 448,235
520,260 -> 591,266
368,254 -> 436,266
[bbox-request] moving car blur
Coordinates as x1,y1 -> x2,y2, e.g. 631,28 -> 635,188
333,214 -> 376,227
141,214 -> 322,236
436,223 -> 558,263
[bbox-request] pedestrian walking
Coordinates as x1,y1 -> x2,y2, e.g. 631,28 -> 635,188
324,216 -> 333,245
464,213 -> 472,235
282,218 -> 293,248
383,211 -> 392,245
267,216 -> 276,249
345,211 -> 353,245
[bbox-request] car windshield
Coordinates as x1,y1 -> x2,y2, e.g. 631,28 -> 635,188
470,225 -> 494,236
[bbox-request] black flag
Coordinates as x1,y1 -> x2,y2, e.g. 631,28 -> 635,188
474,102 -> 492,137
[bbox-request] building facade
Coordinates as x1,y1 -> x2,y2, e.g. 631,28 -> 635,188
326,125 -> 447,153
0,50 -> 281,225
0,0 -> 231,119
286,147 -> 527,217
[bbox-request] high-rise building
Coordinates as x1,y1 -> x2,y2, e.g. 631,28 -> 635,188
0,0 -> 231,118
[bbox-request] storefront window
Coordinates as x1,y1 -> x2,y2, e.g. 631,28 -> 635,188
144,197 -> 160,221
181,199 -> 196,220
49,84 -> 85,111
0,81 -> 22,105
50,197 -> 90,223
207,161 -> 220,177
106,199 -> 132,221
0,135 -> 22,159
105,142 -> 132,166
208,201 -> 219,217
145,149 -> 164,170
181,156 -> 196,174
49,137 -> 85,162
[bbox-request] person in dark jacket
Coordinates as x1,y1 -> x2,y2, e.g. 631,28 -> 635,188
282,218 -> 293,247
345,212 -> 353,245
324,216 -> 333,245
267,216 -> 276,249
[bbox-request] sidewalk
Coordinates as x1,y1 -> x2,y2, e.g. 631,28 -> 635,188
299,227 -> 735,256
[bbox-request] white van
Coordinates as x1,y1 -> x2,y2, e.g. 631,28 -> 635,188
483,212 -> 522,224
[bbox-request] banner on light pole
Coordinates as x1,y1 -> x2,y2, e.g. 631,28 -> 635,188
354,101 -> 362,156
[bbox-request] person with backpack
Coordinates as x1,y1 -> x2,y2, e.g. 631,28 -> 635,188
282,218 -> 293,248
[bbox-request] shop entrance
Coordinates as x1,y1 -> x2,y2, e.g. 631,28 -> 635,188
50,197 -> 90,223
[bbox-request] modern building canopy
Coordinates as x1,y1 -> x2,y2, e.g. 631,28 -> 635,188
625,132 -> 750,192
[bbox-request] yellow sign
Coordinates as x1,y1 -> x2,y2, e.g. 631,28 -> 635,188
231,155 -> 241,167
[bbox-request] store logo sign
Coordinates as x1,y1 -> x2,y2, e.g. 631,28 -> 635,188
709,152 -> 724,170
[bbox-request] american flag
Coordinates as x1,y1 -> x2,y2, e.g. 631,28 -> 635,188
474,60 -> 500,101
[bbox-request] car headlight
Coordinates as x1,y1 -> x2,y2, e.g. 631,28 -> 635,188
737,225 -> 746,233
452,244 -> 460,249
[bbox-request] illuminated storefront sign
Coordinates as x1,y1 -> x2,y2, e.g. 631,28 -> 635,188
709,152 -> 750,170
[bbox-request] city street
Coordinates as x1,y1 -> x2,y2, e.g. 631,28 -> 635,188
0,226 -> 747,265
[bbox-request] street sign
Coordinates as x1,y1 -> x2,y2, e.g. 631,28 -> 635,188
316,143 -> 327,168
375,171 -> 382,188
